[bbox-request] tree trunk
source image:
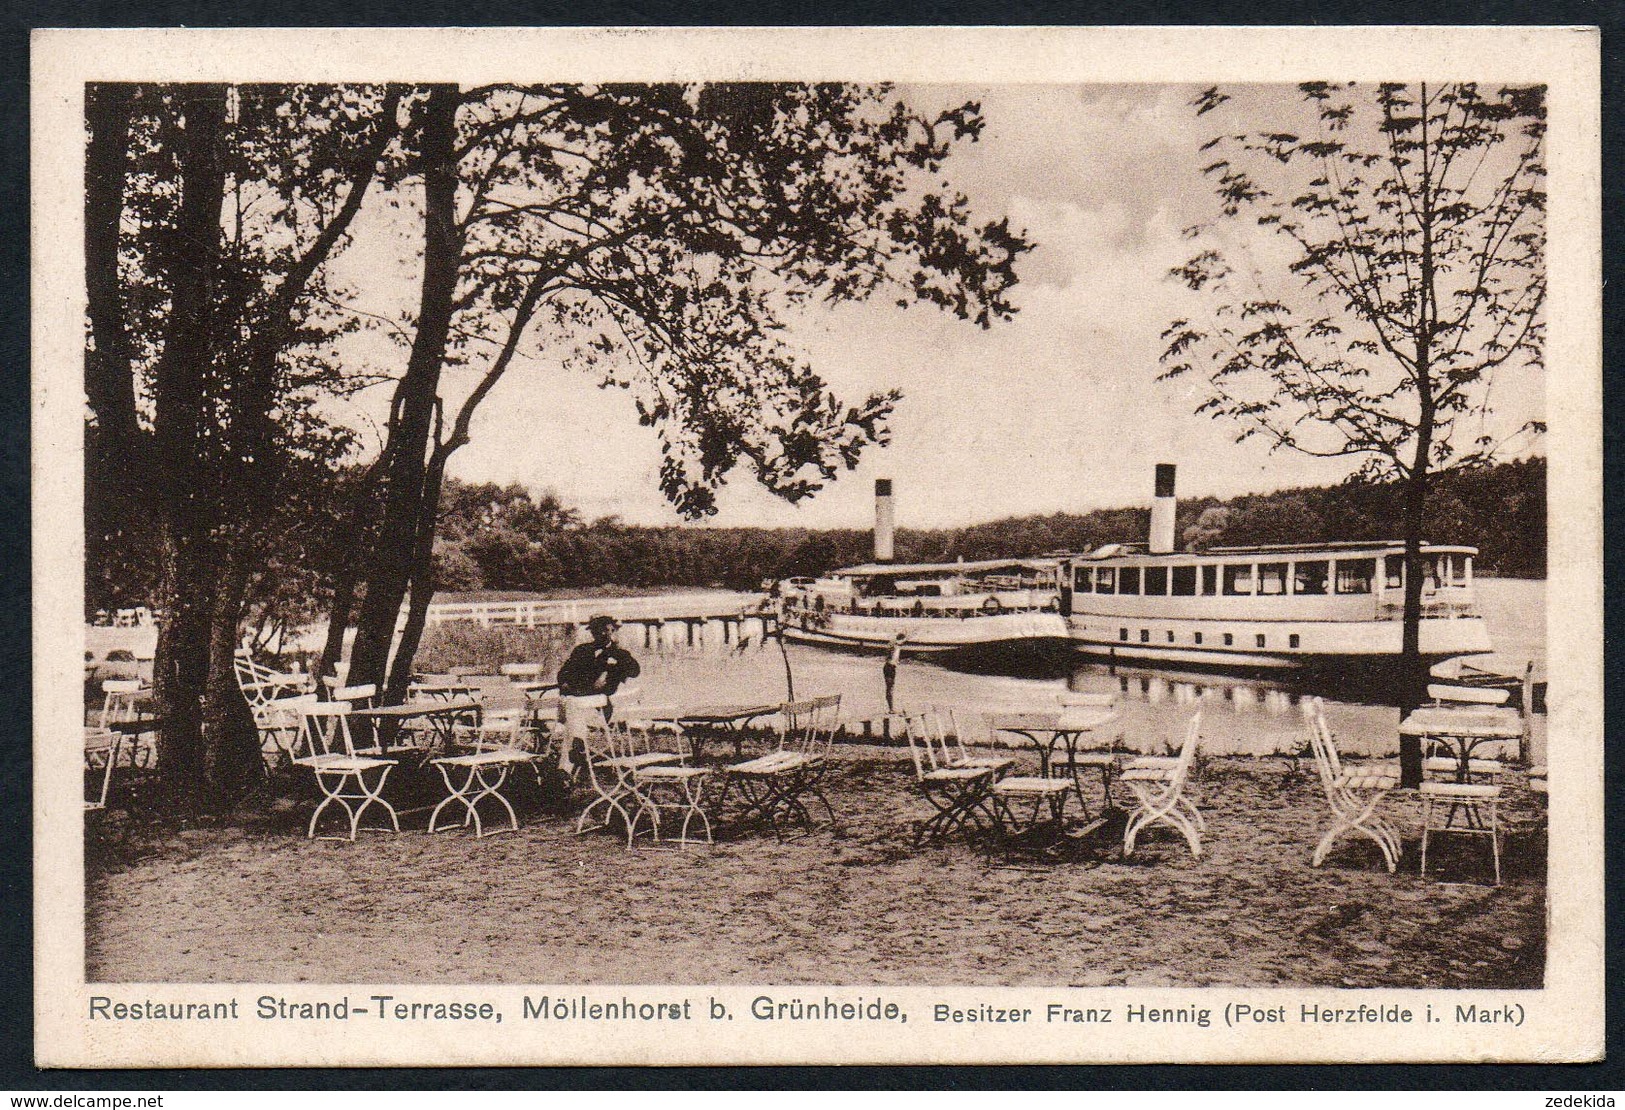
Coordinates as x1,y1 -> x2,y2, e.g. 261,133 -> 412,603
200,555 -> 264,805
1397,460 -> 1431,789
384,445 -> 452,702
346,84 -> 462,690
148,84 -> 229,804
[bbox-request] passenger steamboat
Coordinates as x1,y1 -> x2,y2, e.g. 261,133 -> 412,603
774,480 -> 1070,664
1056,465 -> 1493,672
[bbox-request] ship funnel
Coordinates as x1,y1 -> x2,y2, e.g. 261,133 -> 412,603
1149,464 -> 1177,554
874,478 -> 896,564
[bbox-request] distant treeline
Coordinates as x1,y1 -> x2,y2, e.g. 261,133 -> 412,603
436,457 -> 1546,595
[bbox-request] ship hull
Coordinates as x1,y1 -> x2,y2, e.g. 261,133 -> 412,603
1065,611 -> 1492,673
781,609 -> 1072,665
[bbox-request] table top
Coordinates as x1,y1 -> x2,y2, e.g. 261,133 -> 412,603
647,703 -> 781,724
351,699 -> 483,720
1399,706 -> 1524,739
987,708 -> 1118,733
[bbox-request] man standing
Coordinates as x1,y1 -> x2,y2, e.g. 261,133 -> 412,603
883,632 -> 906,713
556,615 -> 641,776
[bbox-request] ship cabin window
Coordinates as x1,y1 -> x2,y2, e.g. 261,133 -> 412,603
1256,633 -> 1267,648
1139,629 -> 1150,643
1223,633 -> 1234,646
1194,631 -> 1204,644
1384,555 -> 1405,589
1119,567 -> 1142,595
1222,564 -> 1254,596
1119,627 -> 1129,641
1074,568 -> 1093,593
1289,633 -> 1301,649
1201,565 -> 1218,595
1336,558 -> 1376,595
1144,566 -> 1169,596
1293,560 -> 1329,595
1166,630 -> 1175,643
1437,553 -> 1467,587
1258,562 -> 1288,596
1095,567 -> 1116,595
1172,565 -> 1198,596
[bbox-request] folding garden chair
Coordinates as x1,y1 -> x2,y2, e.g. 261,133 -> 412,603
428,718 -> 538,839
1307,700 -> 1401,873
574,718 -> 679,847
84,727 -> 123,811
1420,780 -> 1503,884
902,710 -> 995,845
1121,711 -> 1204,859
99,679 -> 156,767
253,693 -> 316,773
291,702 -> 399,841
719,695 -> 841,839
938,707 -> 1016,778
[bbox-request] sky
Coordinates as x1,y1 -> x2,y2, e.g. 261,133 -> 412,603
331,83 -> 1545,532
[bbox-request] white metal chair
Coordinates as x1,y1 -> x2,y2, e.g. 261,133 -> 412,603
1420,780 -> 1502,884
428,716 -> 537,839
633,723 -> 714,847
84,727 -> 123,811
1307,701 -> 1401,873
99,679 -> 155,767
291,702 -> 399,841
1121,711 -> 1204,859
253,693 -> 317,773
234,649 -> 314,707
902,710 -> 996,845
937,707 -> 1016,778
575,718 -> 678,847
720,695 -> 842,839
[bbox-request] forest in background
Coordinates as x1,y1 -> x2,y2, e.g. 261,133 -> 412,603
429,456 -> 1547,599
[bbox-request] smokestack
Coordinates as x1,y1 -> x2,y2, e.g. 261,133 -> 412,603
1149,464 -> 1177,554
874,478 -> 895,564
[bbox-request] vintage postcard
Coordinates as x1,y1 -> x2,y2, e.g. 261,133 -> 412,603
32,25 -> 1602,1066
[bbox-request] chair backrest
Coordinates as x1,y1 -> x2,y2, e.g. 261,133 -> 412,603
901,710 -> 951,780
1165,711 -> 1203,793
1427,683 -> 1510,707
780,695 -> 841,759
1306,699 -> 1344,793
332,683 -> 377,708
502,662 -> 543,682
297,702 -> 356,759
579,718 -> 636,793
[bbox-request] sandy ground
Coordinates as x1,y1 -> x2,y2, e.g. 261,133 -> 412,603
86,746 -> 1547,988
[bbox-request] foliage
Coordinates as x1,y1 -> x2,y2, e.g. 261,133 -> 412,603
1159,81 -> 1546,481
412,620 -> 572,676
411,458 -> 1545,601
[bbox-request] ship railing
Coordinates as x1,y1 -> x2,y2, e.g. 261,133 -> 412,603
1375,595 -> 1479,620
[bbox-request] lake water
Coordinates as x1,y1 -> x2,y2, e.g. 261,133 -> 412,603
607,578 -> 1545,762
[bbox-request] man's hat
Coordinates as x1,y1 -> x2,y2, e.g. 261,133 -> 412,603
587,614 -> 619,634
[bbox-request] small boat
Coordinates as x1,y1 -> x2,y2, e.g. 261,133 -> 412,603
1059,465 -> 1494,674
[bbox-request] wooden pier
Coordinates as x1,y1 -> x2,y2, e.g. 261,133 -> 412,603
416,592 -> 773,652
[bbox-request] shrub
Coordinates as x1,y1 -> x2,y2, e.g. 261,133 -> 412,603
414,621 -> 572,676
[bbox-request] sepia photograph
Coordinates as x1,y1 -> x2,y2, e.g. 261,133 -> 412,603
33,25 -> 1602,1066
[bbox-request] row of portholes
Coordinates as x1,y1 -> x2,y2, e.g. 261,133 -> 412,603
1115,627 -> 1303,651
